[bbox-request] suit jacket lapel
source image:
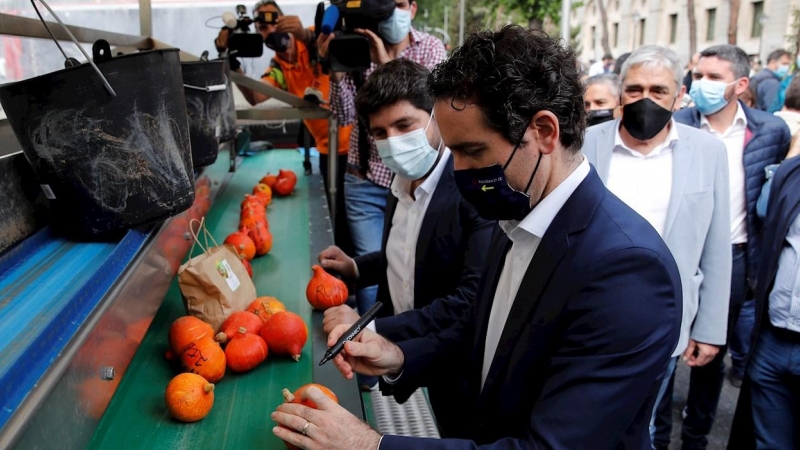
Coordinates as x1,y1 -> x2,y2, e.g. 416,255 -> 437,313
474,169 -> 606,403
471,230 -> 512,393
593,121 -> 617,181
414,156 -> 456,271
478,218 -> 570,401
663,134 -> 691,239
382,184 -> 398,252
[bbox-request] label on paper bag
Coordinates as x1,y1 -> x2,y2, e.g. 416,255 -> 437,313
40,184 -> 56,200
216,259 -> 240,292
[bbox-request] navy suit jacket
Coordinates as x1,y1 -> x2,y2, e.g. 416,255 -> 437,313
379,167 -> 683,449
751,155 -> 800,346
674,104 -> 790,283
353,154 -> 496,341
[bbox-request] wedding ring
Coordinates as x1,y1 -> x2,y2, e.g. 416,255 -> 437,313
302,421 -> 310,436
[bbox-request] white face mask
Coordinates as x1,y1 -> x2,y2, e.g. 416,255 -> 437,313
375,113 -> 440,180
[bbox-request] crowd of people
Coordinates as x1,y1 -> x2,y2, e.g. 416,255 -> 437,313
215,2 -> 799,448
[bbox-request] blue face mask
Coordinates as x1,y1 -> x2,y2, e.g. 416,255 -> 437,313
453,132 -> 543,221
378,8 -> 412,44
375,114 -> 440,180
689,79 -> 736,116
774,64 -> 791,79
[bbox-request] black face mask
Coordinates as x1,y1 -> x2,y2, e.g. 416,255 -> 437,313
453,132 -> 543,221
587,109 -> 615,127
621,98 -> 674,141
265,32 -> 290,52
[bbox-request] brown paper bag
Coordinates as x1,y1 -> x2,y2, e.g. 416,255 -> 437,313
178,218 -> 256,331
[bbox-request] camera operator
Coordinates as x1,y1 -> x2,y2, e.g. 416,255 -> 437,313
215,0 -> 354,252
316,0 -> 446,318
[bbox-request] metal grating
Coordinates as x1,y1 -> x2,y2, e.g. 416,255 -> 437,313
370,388 -> 441,439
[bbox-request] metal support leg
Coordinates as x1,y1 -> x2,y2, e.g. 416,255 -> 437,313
327,117 -> 338,233
303,127 -> 312,176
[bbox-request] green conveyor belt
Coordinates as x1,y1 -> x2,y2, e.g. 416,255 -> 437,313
88,150 -> 350,449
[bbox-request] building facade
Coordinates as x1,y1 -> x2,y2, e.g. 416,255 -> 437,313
577,0 -> 800,67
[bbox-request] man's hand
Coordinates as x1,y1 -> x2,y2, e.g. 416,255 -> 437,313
276,16 -> 309,42
215,28 -> 231,51
323,305 -> 361,334
316,33 -> 334,59
272,387 -> 381,450
327,324 -> 404,379
354,28 -> 391,65
682,340 -> 720,367
318,246 -> 357,279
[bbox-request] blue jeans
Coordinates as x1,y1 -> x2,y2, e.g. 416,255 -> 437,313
343,171 -> 387,315
748,325 -> 800,449
650,356 -> 678,447
729,299 -> 756,378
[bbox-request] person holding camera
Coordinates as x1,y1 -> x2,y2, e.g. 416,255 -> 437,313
316,0 -> 446,318
215,0 -> 353,251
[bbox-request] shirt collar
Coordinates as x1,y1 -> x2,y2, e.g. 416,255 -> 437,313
613,119 -> 680,157
391,148 -> 451,200
700,101 -> 748,130
500,156 -> 591,238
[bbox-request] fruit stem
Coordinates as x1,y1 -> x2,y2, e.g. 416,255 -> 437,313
214,332 -> 228,344
292,354 -> 301,362
282,388 -> 295,403
204,383 -> 215,393
238,326 -> 247,334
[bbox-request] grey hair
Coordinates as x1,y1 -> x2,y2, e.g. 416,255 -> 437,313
700,45 -> 752,80
585,73 -> 621,98
620,45 -> 683,92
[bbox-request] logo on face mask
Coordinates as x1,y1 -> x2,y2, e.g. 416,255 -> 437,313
453,129 -> 543,221
378,8 -> 412,44
689,79 -> 736,116
621,98 -> 674,141
375,113 -> 441,180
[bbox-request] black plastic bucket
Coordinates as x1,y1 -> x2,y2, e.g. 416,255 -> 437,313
0,41 -> 195,239
218,58 -> 237,143
181,60 -> 230,166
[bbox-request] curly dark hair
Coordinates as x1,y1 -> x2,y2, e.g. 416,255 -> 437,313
355,59 -> 433,126
428,25 -> 585,152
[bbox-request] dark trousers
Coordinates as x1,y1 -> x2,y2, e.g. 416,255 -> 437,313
654,244 -> 748,449
319,154 -> 353,256
747,324 -> 800,449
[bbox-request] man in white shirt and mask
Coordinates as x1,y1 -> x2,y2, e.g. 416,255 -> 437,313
271,26 -> 682,450
315,59 -> 494,436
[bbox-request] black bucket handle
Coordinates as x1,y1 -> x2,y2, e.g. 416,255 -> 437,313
30,0 -> 117,97
92,40 -> 113,63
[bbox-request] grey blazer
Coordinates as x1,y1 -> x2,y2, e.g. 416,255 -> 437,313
582,120 -> 732,356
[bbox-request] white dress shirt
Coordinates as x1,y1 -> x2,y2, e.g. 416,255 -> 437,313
481,156 -> 590,389
385,149 -> 451,315
701,105 -> 748,244
606,121 -> 679,237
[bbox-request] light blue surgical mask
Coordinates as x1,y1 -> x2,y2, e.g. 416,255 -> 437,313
690,79 -> 736,116
774,64 -> 790,79
375,114 -> 440,180
378,8 -> 412,44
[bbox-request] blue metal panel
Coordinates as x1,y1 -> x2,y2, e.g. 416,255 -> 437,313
0,226 -> 152,430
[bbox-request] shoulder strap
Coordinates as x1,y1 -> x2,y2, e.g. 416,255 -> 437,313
352,71 -> 371,175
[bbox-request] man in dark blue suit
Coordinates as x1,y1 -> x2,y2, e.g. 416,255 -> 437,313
314,59 -> 494,435
272,26 -> 682,450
